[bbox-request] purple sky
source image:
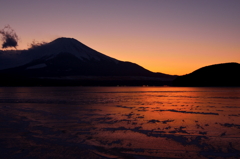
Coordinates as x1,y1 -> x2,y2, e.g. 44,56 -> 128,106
1,0 -> 240,75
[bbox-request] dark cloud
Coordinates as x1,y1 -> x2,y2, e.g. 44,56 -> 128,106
29,40 -> 47,49
0,25 -> 19,49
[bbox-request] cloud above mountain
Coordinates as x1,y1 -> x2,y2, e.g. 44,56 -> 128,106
0,25 -> 19,49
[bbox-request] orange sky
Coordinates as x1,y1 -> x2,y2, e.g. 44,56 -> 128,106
1,0 -> 240,75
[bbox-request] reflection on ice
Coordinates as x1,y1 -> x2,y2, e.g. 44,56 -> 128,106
0,87 -> 240,158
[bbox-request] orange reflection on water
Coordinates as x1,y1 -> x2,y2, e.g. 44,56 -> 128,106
0,87 -> 240,158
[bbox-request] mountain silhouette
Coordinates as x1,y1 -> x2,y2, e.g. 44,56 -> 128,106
173,62 -> 240,86
0,37 -> 175,86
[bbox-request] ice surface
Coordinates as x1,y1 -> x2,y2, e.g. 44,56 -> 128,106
0,87 -> 240,158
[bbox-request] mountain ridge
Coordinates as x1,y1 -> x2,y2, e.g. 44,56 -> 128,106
0,37 -> 175,86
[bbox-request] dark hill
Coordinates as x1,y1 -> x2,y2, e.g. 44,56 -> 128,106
0,37 -> 176,86
173,62 -> 240,86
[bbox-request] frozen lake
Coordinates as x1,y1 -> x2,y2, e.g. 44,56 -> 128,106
0,87 -> 240,158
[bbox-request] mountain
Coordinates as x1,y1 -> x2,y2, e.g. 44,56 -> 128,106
172,62 -> 240,86
0,37 -> 175,86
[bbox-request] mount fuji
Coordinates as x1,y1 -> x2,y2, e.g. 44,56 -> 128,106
0,37 -> 176,86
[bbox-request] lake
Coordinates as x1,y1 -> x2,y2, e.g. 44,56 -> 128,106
0,87 -> 240,158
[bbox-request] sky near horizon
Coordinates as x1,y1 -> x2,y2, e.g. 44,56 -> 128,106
0,0 -> 240,75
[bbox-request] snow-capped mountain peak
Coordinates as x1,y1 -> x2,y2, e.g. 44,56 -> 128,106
35,37 -> 118,62
0,37 -> 118,70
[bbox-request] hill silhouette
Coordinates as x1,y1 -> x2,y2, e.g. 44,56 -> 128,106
173,62 -> 240,86
0,37 -> 176,86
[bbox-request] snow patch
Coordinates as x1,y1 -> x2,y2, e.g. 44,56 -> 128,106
26,63 -> 47,69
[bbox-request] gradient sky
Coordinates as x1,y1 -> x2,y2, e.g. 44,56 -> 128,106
1,0 -> 240,75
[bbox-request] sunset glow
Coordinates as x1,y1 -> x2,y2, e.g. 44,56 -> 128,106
1,0 -> 240,75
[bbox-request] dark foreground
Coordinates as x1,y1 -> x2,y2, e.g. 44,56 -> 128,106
0,87 -> 240,159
